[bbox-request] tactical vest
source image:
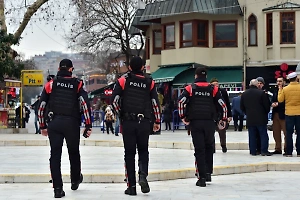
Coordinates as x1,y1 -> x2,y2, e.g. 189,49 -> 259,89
121,73 -> 152,119
49,77 -> 80,118
186,84 -> 216,120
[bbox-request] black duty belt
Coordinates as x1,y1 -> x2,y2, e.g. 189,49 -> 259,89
122,113 -> 149,122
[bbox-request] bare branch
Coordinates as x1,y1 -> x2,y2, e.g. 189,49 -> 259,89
71,0 -> 146,66
14,0 -> 50,40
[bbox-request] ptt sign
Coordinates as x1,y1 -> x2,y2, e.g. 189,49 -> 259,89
22,72 -> 44,86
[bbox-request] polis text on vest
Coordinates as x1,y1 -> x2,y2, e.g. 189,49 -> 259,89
195,91 -> 210,96
57,82 -> 74,89
129,82 -> 146,88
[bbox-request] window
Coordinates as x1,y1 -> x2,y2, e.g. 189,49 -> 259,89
179,20 -> 208,47
97,79 -> 106,84
248,14 -> 257,46
196,21 -> 208,47
266,13 -> 273,45
280,12 -> 295,44
153,30 -> 161,54
213,21 -> 238,47
180,22 -> 193,47
88,79 -> 95,85
163,24 -> 175,49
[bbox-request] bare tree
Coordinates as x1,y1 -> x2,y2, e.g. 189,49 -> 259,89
0,0 -> 73,79
70,0 -> 156,68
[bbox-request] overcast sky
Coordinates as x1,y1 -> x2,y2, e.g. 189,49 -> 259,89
6,0 -> 76,59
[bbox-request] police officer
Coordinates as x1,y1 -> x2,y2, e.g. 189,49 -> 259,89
38,59 -> 92,198
111,56 -> 161,196
178,67 -> 227,187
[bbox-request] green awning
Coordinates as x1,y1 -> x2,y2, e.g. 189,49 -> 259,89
151,65 -> 190,83
207,68 -> 243,83
172,68 -> 196,85
172,67 -> 242,86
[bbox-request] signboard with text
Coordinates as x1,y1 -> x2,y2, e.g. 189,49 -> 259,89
22,72 -> 44,86
5,81 -> 21,87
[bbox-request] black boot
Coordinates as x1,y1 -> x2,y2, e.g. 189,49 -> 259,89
196,178 -> 206,187
71,174 -> 83,190
138,175 -> 150,193
124,186 -> 137,196
222,145 -> 227,153
206,173 -> 212,182
54,188 -> 65,198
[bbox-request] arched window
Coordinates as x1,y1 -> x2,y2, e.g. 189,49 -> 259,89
248,14 -> 257,46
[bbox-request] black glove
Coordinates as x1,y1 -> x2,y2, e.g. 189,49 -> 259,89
83,128 -> 91,138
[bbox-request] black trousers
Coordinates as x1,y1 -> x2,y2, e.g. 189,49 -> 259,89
190,120 -> 215,179
233,114 -> 244,131
105,122 -> 114,134
256,131 -> 261,153
165,121 -> 171,130
47,116 -> 81,188
122,120 -> 150,187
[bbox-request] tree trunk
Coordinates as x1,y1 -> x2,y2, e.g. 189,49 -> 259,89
0,0 -> 7,33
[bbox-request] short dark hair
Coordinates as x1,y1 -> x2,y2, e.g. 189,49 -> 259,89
277,76 -> 285,82
210,77 -> 218,83
195,67 -> 207,78
129,56 -> 145,71
290,77 -> 297,82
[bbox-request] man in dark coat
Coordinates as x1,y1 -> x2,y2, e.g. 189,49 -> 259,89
15,103 -> 30,128
240,79 -> 272,156
31,95 -> 41,134
210,78 -> 232,153
232,93 -> 244,131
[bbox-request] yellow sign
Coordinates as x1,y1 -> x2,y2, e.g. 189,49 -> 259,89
22,73 -> 44,86
5,81 -> 21,87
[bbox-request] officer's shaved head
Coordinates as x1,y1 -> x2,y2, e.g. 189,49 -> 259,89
249,79 -> 258,86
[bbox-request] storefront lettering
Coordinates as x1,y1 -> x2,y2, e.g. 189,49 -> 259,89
104,89 -> 113,95
219,83 -> 241,88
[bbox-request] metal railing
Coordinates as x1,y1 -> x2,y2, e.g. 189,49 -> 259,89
81,110 -> 105,133
172,110 -> 185,132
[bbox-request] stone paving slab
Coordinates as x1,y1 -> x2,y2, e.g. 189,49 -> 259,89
1,146 -> 300,183
0,130 -> 289,151
0,172 -> 299,200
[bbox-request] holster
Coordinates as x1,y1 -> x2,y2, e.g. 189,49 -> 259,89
121,113 -> 147,121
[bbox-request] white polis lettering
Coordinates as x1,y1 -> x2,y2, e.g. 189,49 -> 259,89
129,82 -> 146,88
57,82 -> 74,89
195,91 -> 211,96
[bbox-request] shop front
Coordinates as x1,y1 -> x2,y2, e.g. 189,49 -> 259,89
246,63 -> 296,92
0,80 -> 21,128
152,64 -> 243,103
90,83 -> 115,105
